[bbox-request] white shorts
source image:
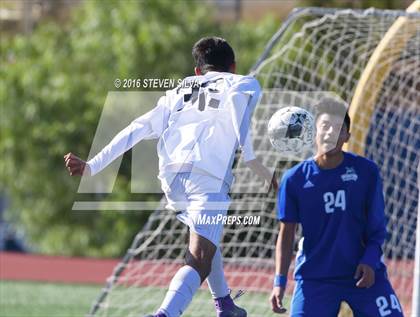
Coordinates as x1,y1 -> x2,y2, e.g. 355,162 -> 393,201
160,172 -> 230,246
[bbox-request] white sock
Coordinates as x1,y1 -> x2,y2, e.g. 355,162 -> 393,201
206,248 -> 229,299
158,265 -> 201,317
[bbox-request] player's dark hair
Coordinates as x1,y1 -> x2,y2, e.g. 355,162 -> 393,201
192,37 -> 235,73
315,98 -> 351,132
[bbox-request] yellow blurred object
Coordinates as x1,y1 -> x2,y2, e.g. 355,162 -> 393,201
345,0 -> 420,154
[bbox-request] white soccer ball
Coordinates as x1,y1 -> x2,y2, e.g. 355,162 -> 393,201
267,106 -> 315,154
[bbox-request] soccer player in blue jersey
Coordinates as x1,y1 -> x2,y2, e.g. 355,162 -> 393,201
269,98 -> 404,317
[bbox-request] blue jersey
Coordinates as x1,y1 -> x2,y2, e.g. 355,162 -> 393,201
277,152 -> 387,281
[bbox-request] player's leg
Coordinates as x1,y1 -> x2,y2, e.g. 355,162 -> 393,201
184,173 -> 246,317
187,230 -> 217,281
290,280 -> 341,317
181,173 -> 230,298
156,231 -> 216,317
151,173 -> 202,317
344,273 -> 404,317
185,202 -> 246,316
154,172 -> 239,317
207,247 -> 229,298
207,247 -> 247,317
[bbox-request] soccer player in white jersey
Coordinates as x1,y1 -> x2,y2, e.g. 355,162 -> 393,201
64,37 -> 275,317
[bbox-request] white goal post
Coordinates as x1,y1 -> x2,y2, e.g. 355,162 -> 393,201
414,159 -> 420,316
88,6 -> 420,317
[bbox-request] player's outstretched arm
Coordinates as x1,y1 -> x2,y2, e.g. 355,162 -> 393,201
64,152 -> 91,176
63,113 -> 157,177
78,97 -> 169,176
270,221 -> 296,314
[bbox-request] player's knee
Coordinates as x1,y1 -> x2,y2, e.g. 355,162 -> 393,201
185,249 -> 214,281
186,232 -> 217,281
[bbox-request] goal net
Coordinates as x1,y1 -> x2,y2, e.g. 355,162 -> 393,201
88,7 -> 420,317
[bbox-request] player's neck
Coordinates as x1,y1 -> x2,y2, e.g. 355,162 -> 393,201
315,151 -> 345,170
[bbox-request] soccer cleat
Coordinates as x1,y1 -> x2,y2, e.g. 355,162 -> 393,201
214,293 -> 247,317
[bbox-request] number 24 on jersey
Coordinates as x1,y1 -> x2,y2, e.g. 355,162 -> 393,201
323,190 -> 346,213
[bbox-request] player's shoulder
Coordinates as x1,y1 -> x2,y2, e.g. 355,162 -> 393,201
172,72 -> 260,94
228,73 -> 261,92
203,72 -> 260,91
281,159 -> 312,182
344,152 -> 381,180
345,151 -> 379,170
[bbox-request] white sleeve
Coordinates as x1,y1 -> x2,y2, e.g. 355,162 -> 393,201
87,96 -> 169,176
241,130 -> 256,162
228,76 -> 261,148
228,91 -> 252,147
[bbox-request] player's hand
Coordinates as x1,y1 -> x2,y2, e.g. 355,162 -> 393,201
244,159 -> 278,192
64,152 -> 90,176
270,286 -> 287,314
354,263 -> 375,288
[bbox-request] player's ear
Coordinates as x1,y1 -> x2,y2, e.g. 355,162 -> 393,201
194,67 -> 202,76
229,62 -> 236,74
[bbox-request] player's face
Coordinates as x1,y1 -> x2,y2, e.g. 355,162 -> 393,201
315,113 -> 350,155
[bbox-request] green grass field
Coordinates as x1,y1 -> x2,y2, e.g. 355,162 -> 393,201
0,281 -> 100,317
0,280 -> 291,317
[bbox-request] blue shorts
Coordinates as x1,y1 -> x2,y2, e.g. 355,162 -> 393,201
291,273 -> 404,317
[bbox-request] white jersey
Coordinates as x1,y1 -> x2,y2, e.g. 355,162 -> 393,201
87,71 -> 261,185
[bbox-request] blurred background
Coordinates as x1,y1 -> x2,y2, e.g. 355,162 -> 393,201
0,0 -> 413,259
0,1 -> 417,317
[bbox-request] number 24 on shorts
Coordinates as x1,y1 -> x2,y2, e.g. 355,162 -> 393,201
376,294 -> 402,316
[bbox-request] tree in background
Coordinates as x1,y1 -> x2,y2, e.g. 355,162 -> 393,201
0,0 -> 278,257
